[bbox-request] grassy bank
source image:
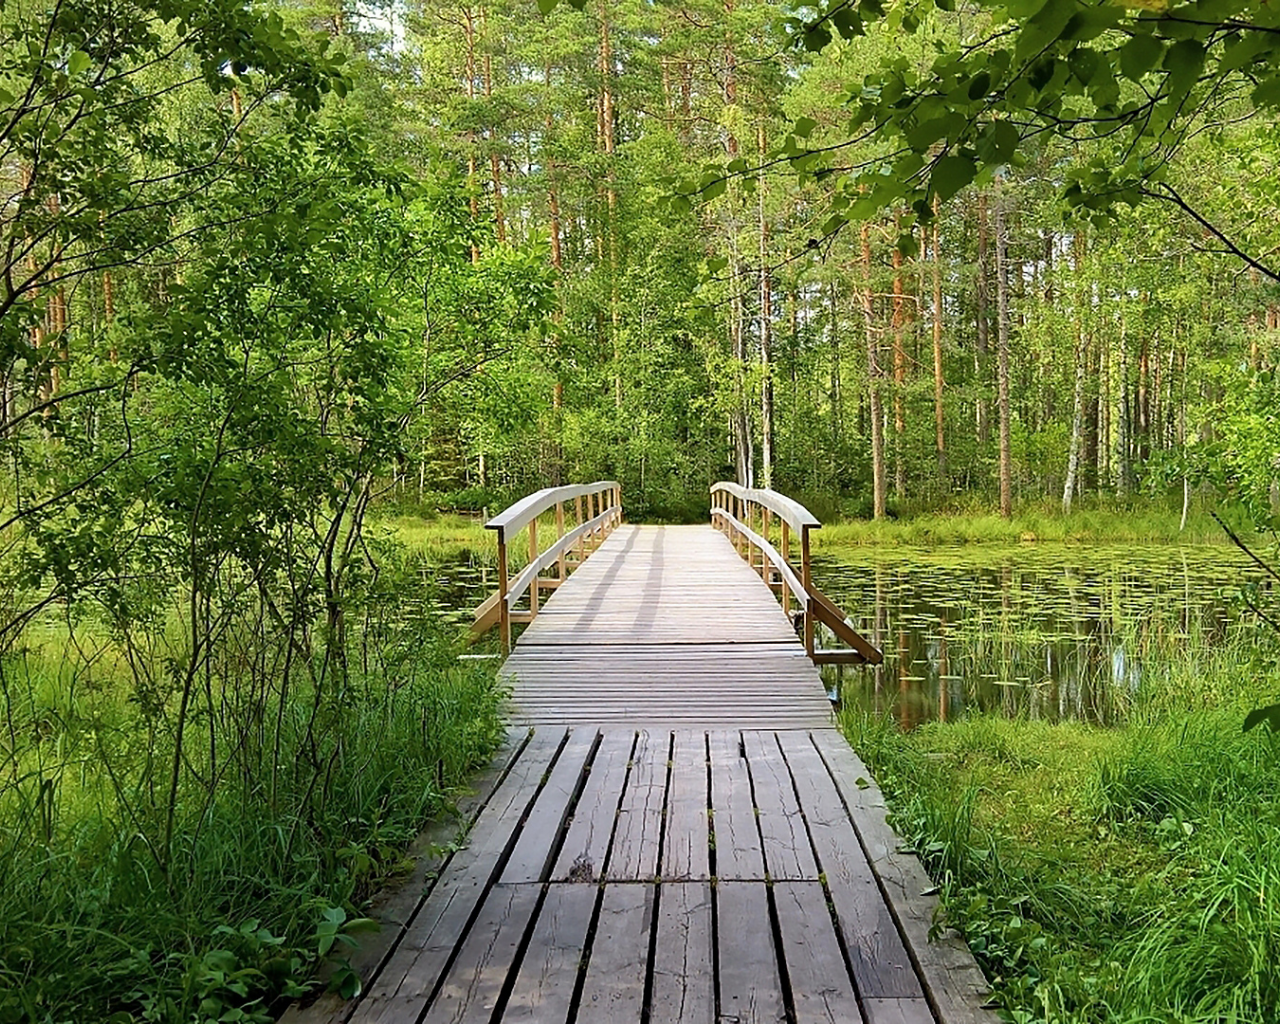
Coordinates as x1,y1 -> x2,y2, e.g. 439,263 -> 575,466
841,642 -> 1280,1022
814,504 -> 1249,549
373,500 -> 1254,552
1,558 -> 504,1024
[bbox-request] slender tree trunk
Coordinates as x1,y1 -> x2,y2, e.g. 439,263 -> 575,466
1063,231 -> 1086,513
480,9 -> 505,243
863,222 -> 886,519
828,281 -> 840,443
892,221 -> 906,500
995,187 -> 1013,518
758,124 -> 773,489
599,1 -> 621,408
1117,316 -> 1131,495
976,192 -> 991,445
464,8 -> 480,262
931,200 -> 946,486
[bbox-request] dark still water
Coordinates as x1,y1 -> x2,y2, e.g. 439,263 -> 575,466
811,545 -> 1264,728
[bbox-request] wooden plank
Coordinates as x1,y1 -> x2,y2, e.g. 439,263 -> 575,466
420,883 -> 540,1024
777,732 -> 922,1001
607,729 -> 669,880
349,730 -> 566,1024
716,881 -> 786,1024
772,881 -> 863,1024
812,730 -> 998,1024
743,731 -> 818,880
553,729 -> 634,882
280,731 -> 530,1024
651,882 -> 714,1024
861,999 -> 938,1024
501,729 -> 597,883
662,731 -> 710,880
708,731 -> 764,880
501,883 -> 597,1023
577,883 -> 654,1023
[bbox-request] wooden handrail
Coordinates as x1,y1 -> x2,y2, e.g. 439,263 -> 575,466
710,483 -> 882,667
474,480 -> 622,654
710,482 -> 820,536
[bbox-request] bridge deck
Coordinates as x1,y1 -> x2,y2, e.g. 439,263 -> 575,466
502,524 -> 834,728
283,521 -> 998,1024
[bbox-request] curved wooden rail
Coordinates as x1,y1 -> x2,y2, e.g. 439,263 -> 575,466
710,483 -> 882,666
473,481 -> 621,654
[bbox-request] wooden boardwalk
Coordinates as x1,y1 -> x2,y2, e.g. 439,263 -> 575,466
501,525 -> 834,728
284,491 -> 996,1024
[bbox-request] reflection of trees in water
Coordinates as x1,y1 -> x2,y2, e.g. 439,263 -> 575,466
825,550 -> 1255,728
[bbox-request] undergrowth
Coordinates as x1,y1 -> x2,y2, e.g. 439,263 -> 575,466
0,559 -> 504,1024
842,707 -> 1280,1023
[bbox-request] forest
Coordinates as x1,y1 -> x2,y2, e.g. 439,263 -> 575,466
4,0 -> 1280,1022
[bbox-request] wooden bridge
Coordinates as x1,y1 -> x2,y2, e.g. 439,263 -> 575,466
285,483 -> 996,1024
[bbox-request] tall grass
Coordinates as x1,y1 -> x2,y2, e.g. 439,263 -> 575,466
842,664 -> 1280,1023
0,569 -> 504,1024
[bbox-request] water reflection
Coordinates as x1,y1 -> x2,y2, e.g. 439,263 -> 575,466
814,547 -> 1261,728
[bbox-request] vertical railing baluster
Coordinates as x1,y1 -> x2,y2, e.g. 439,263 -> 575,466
498,527 -> 510,655
529,516 -> 539,618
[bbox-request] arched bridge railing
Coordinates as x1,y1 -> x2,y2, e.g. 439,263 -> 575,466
472,481 -> 622,654
710,483 -> 883,666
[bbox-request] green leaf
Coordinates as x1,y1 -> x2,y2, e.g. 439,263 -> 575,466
1251,75 -> 1280,110
793,116 -> 819,139
803,25 -> 832,52
1119,34 -> 1163,81
67,50 -> 91,77
977,120 -> 1019,165
1244,702 -> 1280,732
967,71 -> 991,101
932,154 -> 976,202
1163,39 -> 1205,96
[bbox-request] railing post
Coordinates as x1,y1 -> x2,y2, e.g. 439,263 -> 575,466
780,520 -> 791,614
762,507 -> 772,581
801,524 -> 813,658
498,527 -> 511,655
575,494 -> 584,563
556,500 -> 566,583
529,517 -> 539,617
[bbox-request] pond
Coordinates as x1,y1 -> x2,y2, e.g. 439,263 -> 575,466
812,544 -> 1264,728
412,539 -> 1267,729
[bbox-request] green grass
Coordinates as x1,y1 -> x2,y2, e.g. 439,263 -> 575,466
0,558 -> 505,1024
841,652 -> 1280,1023
815,504 -> 1246,549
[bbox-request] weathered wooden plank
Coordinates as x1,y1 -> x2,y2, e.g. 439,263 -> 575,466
742,731 -> 818,880
280,730 -> 529,1024
812,730 -> 998,1024
716,881 -> 786,1024
349,729 -> 566,1024
772,881 -> 863,1024
708,731 -> 764,880
651,882 -> 714,1024
662,731 -> 710,880
501,883 -> 597,1023
501,729 -> 597,883
777,731 -> 922,1000
553,729 -> 634,882
420,883 -> 540,1024
860,999 -> 938,1024
608,730 -> 669,880
576,883 -> 654,1023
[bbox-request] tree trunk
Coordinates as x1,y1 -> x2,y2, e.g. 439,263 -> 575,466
481,8 -> 505,243
995,187 -> 1013,518
828,281 -> 840,443
863,222 -> 886,519
464,8 -> 480,262
975,192 -> 991,445
758,124 -> 773,489
931,199 -> 946,486
892,221 -> 906,500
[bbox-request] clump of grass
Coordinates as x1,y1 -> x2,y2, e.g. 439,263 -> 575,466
842,707 -> 1280,1022
0,567 -> 505,1024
